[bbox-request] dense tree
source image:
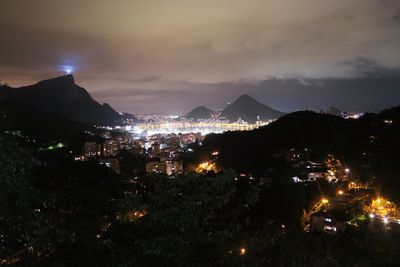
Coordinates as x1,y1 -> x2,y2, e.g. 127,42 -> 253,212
0,135 -> 124,265
0,135 -> 47,264
108,171 -> 259,266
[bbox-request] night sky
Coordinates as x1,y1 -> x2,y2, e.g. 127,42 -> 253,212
1,0 -> 400,114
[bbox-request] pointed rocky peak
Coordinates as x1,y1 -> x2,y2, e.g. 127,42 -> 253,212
235,94 -> 258,104
221,94 -> 285,122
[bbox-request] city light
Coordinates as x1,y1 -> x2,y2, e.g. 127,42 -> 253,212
129,119 -> 273,136
364,197 -> 400,224
321,198 -> 329,204
240,247 -> 246,256
348,181 -> 368,190
195,161 -> 217,173
338,190 -> 344,195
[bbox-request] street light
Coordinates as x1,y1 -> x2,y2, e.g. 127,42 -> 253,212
322,198 -> 329,204
239,247 -> 246,267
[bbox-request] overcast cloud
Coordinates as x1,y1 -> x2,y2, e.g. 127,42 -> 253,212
1,0 -> 399,113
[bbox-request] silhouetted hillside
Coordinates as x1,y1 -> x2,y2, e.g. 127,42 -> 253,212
220,94 -> 285,122
185,106 -> 214,120
0,100 -> 103,153
0,75 -> 135,125
199,107 -> 400,184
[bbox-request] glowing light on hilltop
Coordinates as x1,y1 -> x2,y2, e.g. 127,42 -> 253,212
59,63 -> 76,75
63,66 -> 74,74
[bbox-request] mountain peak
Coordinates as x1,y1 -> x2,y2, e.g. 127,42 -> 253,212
185,106 -> 214,120
37,74 -> 75,86
221,95 -> 285,122
2,75 -> 132,125
234,94 -> 259,104
195,105 -> 212,111
237,94 -> 254,100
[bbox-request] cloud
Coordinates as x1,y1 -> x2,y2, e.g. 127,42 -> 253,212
340,57 -> 400,77
92,88 -> 182,99
1,0 -> 400,113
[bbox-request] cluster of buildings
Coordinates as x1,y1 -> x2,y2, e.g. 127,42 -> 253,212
306,183 -> 400,235
79,133 -> 143,174
285,148 -> 347,184
128,115 -> 272,136
291,161 -> 338,183
82,132 -> 142,159
145,159 -> 183,176
143,132 -> 208,176
78,130 -> 195,176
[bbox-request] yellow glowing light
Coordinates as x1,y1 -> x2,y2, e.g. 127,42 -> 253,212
338,190 -> 344,195
368,197 -> 398,219
322,198 -> 329,204
240,247 -> 246,255
195,161 -> 217,173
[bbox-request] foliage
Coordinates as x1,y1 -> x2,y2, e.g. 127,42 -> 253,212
110,171 -> 259,266
0,135 -> 47,264
0,135 -> 124,265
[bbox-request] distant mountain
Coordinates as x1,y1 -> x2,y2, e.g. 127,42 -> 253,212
0,74 -> 136,125
185,106 -> 214,121
220,94 -> 285,122
325,106 -> 342,116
